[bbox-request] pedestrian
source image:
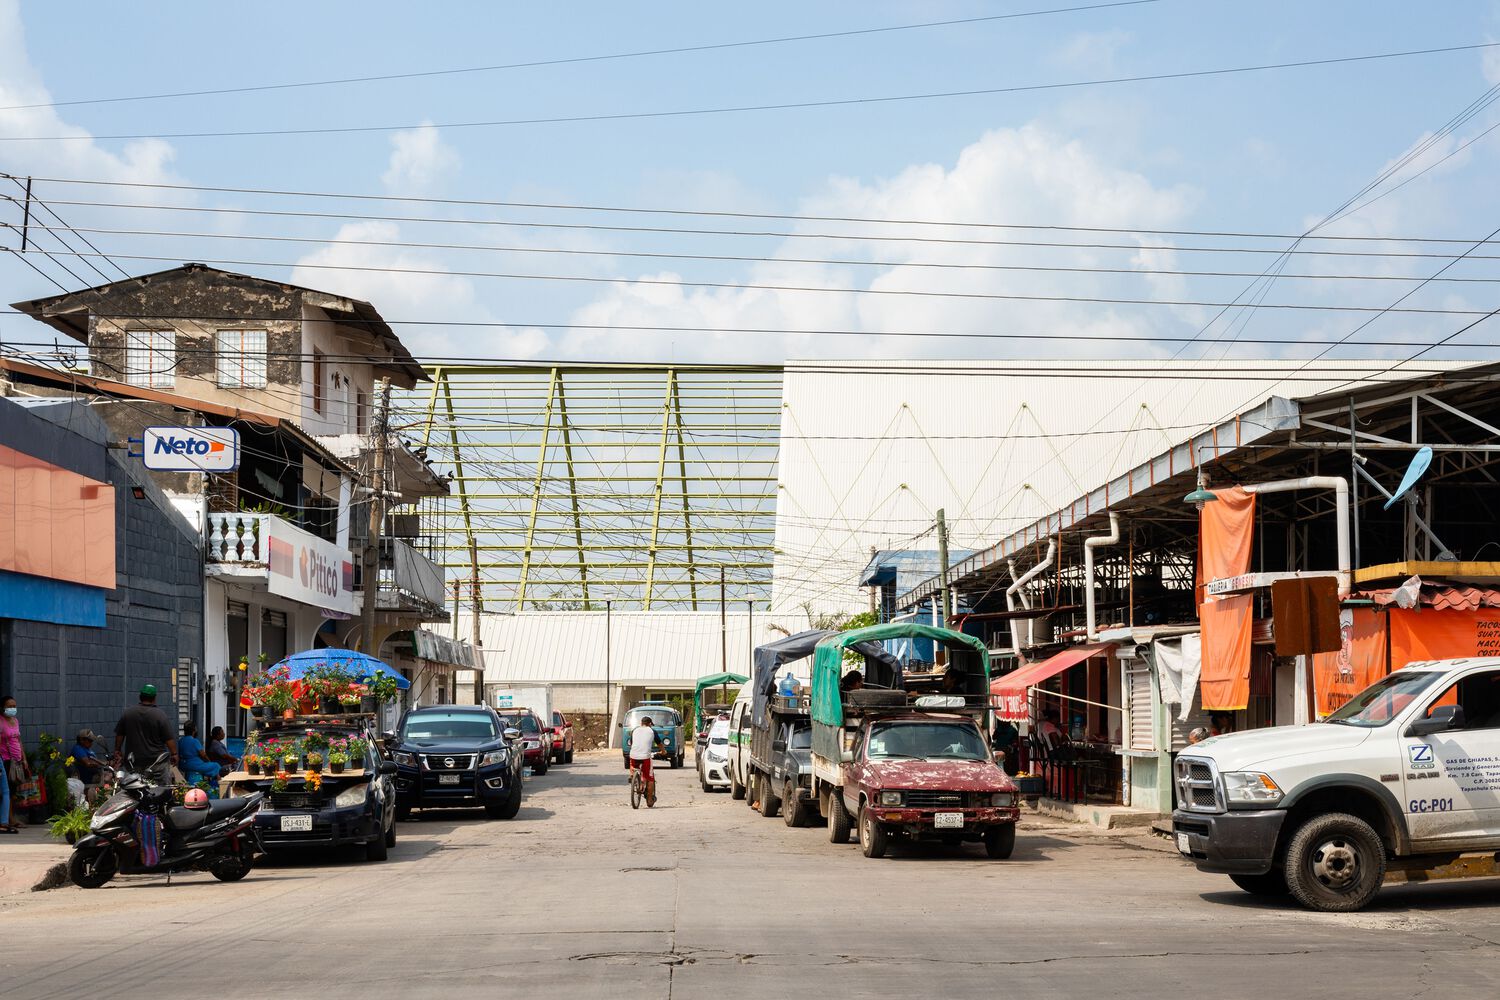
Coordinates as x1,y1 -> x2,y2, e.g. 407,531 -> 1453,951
205,726 -> 239,772
0,694 -> 24,833
113,684 -> 178,783
176,721 -> 220,784
1209,713 -> 1234,737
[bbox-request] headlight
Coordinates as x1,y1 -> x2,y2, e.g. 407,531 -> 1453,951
479,749 -> 508,767
991,792 -> 1014,807
878,790 -> 903,806
1221,771 -> 1282,805
334,783 -> 369,808
392,751 -> 416,766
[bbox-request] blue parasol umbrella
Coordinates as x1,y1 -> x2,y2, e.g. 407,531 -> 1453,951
273,648 -> 411,689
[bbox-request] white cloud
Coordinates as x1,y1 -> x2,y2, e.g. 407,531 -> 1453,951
0,0 -> 180,193
558,125 -> 1199,362
382,122 -> 460,192
1050,29 -> 1134,74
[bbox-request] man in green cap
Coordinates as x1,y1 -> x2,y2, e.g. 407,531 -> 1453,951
113,683 -> 178,783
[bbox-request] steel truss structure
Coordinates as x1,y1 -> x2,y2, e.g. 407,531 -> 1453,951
399,364 -> 782,611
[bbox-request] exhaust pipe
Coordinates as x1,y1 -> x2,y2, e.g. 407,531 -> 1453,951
1084,512 -> 1121,642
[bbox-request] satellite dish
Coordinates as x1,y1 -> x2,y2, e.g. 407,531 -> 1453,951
1383,446 -> 1433,510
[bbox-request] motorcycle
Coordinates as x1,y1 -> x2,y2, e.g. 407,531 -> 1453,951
67,754 -> 265,889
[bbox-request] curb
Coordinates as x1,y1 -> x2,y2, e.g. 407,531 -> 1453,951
32,862 -> 68,892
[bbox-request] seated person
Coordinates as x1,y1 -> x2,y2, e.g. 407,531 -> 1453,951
205,725 -> 239,772
176,721 -> 220,783
69,728 -> 106,785
940,669 -> 966,697
1039,710 -> 1069,748
840,670 -> 865,694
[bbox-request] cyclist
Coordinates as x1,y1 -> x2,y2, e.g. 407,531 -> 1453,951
628,715 -> 661,799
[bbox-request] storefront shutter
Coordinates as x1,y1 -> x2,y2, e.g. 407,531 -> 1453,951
1125,662 -> 1154,752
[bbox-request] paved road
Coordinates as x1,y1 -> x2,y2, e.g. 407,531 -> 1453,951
3,751 -> 1500,999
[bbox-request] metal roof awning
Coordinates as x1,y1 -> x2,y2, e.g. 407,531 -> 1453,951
990,642 -> 1115,721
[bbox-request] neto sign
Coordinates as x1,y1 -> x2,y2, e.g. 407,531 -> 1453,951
141,426 -> 240,472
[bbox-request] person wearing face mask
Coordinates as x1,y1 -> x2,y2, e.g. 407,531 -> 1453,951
0,695 -> 25,833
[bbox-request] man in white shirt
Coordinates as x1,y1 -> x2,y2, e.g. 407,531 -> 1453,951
628,716 -> 660,798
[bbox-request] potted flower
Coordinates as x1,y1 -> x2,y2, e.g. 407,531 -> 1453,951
244,753 -> 262,776
270,774 -> 289,793
305,750 -> 324,774
328,750 -> 349,774
370,673 -> 401,704
345,737 -> 367,769
304,770 -> 323,793
302,729 -> 330,754
281,752 -> 300,772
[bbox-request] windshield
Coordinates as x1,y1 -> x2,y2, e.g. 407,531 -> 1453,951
497,714 -> 540,734
1325,671 -> 1444,727
401,712 -> 497,741
788,725 -> 812,750
625,708 -> 678,728
867,721 -> 988,761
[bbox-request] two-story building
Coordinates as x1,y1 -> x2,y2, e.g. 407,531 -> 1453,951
9,264 -> 465,737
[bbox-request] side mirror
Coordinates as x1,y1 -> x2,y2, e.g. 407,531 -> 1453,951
839,750 -> 854,764
504,727 -> 521,741
378,761 -> 398,776
1406,703 -> 1465,738
772,740 -> 787,753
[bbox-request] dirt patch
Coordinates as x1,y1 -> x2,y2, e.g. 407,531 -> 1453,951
569,713 -> 613,751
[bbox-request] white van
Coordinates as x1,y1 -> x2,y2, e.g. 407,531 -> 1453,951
726,686 -> 755,800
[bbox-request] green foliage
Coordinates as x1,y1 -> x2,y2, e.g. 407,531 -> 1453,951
47,804 -> 93,842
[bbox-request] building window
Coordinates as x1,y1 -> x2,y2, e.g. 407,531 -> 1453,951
216,330 -> 267,388
122,330 -> 175,388
356,389 -> 369,434
313,349 -> 325,414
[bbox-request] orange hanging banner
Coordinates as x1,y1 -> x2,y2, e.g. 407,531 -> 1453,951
1197,487 -> 1257,712
1389,607 -> 1500,665
1312,607 -> 1388,718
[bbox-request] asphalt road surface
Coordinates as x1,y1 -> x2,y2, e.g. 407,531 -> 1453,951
4,751 -> 1500,999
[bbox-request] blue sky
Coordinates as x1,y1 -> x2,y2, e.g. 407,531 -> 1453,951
3,0 -> 1500,365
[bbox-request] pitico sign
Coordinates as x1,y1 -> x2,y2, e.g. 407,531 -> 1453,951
264,517 -> 359,615
142,426 -> 240,472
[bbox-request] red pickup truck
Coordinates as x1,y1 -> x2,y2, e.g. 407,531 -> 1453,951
547,710 -> 574,765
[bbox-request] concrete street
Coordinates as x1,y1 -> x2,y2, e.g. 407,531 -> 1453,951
3,751 -> 1500,1000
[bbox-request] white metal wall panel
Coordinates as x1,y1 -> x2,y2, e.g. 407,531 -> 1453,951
771,360 -> 1430,616
1124,661 -> 1154,753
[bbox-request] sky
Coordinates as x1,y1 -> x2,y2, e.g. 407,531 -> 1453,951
4,0 -> 1500,368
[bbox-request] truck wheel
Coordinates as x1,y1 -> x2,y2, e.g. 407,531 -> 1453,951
1229,871 -> 1288,897
730,768 -> 746,800
395,804 -> 412,823
984,824 -> 1017,860
701,775 -> 712,793
566,750 -> 574,764
759,777 -> 781,818
859,804 -> 889,859
783,782 -> 808,828
488,780 -> 524,820
534,756 -> 549,776
365,830 -> 389,862
1283,812 -> 1386,912
672,753 -> 683,770
828,792 -> 853,844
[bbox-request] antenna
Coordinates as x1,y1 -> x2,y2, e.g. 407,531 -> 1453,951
1383,446 -> 1433,511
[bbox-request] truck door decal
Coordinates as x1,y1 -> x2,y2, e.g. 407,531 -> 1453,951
1408,744 -> 1435,769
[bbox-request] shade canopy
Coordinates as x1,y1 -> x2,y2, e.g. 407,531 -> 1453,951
811,623 -> 990,734
693,672 -> 749,722
750,629 -> 905,728
989,642 -> 1114,721
273,648 -> 412,690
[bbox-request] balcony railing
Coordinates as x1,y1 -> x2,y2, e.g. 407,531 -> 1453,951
379,537 -> 447,609
206,512 -> 269,564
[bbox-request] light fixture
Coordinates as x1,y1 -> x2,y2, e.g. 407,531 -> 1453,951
1184,471 -> 1218,508
130,485 -> 147,500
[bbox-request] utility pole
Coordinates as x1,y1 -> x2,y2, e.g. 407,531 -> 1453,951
605,599 -> 613,743
936,508 -> 951,623
359,377 -> 392,653
469,535 -> 483,703
450,579 -> 460,641
719,565 -> 727,676
19,176 -> 33,252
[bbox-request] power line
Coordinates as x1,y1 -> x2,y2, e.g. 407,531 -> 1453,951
18,172 -> 1498,245
0,1 -> 1160,113
18,219 -> 1500,284
11,246 -> 1500,315
7,41 -> 1497,143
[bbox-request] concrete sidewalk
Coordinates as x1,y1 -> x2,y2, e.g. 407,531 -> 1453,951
0,825 -> 70,896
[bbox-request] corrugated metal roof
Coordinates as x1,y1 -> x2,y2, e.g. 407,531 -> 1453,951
772,360 -> 1473,616
462,611 -> 800,687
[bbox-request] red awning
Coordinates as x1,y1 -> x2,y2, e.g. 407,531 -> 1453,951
990,642 -> 1115,721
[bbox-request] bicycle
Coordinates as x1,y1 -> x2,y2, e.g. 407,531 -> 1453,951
629,761 -> 657,809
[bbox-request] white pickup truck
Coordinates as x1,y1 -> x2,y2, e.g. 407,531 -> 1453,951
1173,657 -> 1500,911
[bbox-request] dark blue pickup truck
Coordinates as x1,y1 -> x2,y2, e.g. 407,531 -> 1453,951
388,705 -> 524,820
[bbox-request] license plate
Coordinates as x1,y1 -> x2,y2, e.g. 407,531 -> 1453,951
1176,832 -> 1191,854
280,814 -> 313,832
934,812 -> 964,829
438,773 -> 461,785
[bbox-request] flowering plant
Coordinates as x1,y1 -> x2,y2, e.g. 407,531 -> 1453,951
244,664 -> 303,714
302,729 -> 330,753
281,752 -> 300,770
270,774 -> 288,793
344,737 -> 368,764
369,674 -> 401,704
305,750 -> 324,767
304,770 -> 323,792
328,751 -> 349,767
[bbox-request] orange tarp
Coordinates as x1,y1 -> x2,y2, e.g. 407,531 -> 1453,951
1313,607 -> 1388,718
1390,607 -> 1500,664
1198,487 -> 1256,711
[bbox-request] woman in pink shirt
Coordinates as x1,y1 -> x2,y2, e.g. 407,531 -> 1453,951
0,694 -> 25,832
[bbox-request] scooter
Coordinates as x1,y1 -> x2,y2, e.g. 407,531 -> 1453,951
67,754 -> 265,889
